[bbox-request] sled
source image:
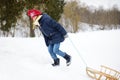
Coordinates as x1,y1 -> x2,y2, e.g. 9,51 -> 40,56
86,65 -> 120,80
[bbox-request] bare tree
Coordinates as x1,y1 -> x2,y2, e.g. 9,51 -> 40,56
63,1 -> 80,32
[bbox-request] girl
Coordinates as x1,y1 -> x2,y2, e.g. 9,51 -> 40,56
27,9 -> 71,66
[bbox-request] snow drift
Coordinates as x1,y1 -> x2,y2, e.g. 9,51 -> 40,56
0,30 -> 120,80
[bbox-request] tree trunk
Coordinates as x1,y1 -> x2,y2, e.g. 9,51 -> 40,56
30,19 -> 35,37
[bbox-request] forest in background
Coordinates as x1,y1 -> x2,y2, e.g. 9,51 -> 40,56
61,1 -> 120,32
0,0 -> 120,37
0,0 -> 65,37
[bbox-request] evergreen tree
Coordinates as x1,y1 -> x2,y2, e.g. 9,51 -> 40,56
0,0 -> 24,32
0,0 -> 65,37
45,0 -> 65,21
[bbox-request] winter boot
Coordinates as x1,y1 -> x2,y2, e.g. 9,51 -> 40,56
52,58 -> 60,66
64,54 -> 71,66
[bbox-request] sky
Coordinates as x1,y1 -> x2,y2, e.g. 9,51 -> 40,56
66,0 -> 120,10
0,28 -> 120,80
80,0 -> 120,9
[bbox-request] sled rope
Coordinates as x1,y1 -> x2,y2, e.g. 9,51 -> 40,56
68,35 -> 87,67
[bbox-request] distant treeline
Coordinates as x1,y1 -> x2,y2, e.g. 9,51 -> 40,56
62,1 -> 120,32
79,6 -> 120,26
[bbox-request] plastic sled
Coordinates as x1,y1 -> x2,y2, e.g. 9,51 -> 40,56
86,65 -> 120,80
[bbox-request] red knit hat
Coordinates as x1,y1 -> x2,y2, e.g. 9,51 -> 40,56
27,9 -> 42,19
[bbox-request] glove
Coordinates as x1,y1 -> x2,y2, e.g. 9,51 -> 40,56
64,34 -> 68,38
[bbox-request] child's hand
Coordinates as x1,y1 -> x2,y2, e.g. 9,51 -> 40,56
64,34 -> 68,38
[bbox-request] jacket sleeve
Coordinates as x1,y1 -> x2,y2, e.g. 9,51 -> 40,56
51,19 -> 67,36
45,16 -> 67,36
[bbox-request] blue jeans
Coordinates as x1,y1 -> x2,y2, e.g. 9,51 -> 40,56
48,43 -> 66,60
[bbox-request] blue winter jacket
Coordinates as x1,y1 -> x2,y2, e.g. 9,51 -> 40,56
38,13 -> 67,46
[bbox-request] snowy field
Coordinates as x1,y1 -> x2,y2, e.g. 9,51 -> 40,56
0,30 -> 120,80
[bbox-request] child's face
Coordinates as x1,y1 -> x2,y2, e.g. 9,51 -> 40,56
32,16 -> 37,21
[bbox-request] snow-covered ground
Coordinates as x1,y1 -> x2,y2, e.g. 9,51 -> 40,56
0,30 -> 120,80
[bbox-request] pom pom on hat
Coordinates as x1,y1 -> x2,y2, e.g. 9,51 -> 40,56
27,9 -> 42,19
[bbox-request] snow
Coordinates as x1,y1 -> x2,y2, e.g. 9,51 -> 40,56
0,30 -> 120,80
